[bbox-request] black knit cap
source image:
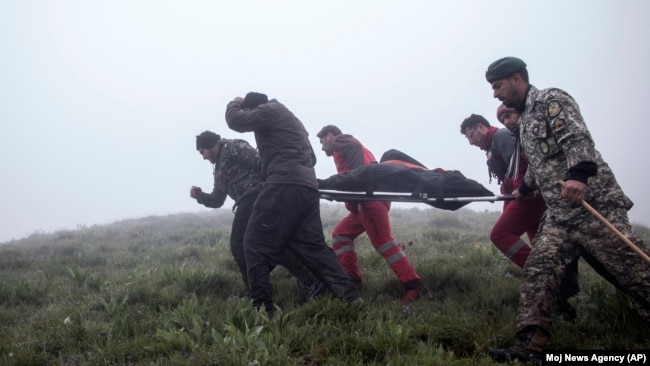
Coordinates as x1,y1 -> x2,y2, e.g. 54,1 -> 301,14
242,92 -> 268,108
196,131 -> 221,150
485,57 -> 527,82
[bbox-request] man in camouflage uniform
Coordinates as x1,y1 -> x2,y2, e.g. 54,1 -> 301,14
484,57 -> 650,363
190,131 -> 324,300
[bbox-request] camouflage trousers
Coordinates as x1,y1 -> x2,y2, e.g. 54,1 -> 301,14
516,204 -> 650,339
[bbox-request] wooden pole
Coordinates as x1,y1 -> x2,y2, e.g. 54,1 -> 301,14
558,180 -> 650,265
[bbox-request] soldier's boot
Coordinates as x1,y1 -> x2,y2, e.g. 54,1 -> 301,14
487,326 -> 549,364
557,258 -> 580,321
557,297 -> 577,322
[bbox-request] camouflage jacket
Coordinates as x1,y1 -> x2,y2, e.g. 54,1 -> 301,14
518,85 -> 633,223
197,139 -> 263,209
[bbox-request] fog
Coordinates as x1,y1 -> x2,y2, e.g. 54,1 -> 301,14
1,0 -> 648,242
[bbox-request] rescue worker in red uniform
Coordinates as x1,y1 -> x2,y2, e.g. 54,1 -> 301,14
317,125 -> 431,303
460,111 -> 546,268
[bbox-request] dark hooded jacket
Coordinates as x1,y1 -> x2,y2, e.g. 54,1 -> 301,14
225,99 -> 318,189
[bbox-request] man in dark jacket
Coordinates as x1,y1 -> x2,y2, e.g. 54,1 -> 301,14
317,125 -> 431,303
225,92 -> 362,315
190,131 -> 324,300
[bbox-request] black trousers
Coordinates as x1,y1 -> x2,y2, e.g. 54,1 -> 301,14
230,192 -> 321,295
244,184 -> 360,312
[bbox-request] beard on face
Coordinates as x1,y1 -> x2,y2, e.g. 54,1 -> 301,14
502,99 -> 516,108
501,93 -> 521,108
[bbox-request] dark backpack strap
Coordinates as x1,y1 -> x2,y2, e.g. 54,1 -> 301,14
436,172 -> 447,202
411,171 -> 428,198
365,164 -> 376,196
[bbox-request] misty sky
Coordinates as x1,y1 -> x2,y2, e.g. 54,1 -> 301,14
1,1 -> 649,243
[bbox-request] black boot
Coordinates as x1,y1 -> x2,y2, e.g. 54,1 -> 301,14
557,258 -> 579,321
488,326 -> 549,364
350,277 -> 363,291
557,297 -> 577,322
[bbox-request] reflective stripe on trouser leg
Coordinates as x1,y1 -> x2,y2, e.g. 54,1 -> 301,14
332,236 -> 361,281
377,240 -> 406,265
332,236 -> 355,255
504,239 -> 530,267
375,240 -> 420,284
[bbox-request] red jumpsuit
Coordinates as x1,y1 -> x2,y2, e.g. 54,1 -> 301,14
329,134 -> 422,288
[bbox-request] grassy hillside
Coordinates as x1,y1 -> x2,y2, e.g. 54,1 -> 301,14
1,204 -> 649,365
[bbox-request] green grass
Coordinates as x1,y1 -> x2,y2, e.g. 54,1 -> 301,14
0,206 -> 648,365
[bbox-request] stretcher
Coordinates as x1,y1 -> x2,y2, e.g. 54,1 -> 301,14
317,160 -> 514,211
319,189 -> 514,205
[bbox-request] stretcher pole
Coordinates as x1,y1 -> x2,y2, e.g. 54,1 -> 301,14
557,181 -> 650,265
438,195 -> 515,202
318,189 -> 514,203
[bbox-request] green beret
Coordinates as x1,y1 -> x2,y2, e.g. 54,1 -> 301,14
485,57 -> 527,82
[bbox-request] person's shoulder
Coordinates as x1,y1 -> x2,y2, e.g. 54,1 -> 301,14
260,99 -> 288,114
494,128 -> 512,137
493,128 -> 514,144
229,138 -> 250,144
334,134 -> 363,147
537,88 -> 580,115
335,133 -> 355,140
539,87 -> 575,102
230,139 -> 257,150
265,98 -> 282,107
216,138 -> 230,148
